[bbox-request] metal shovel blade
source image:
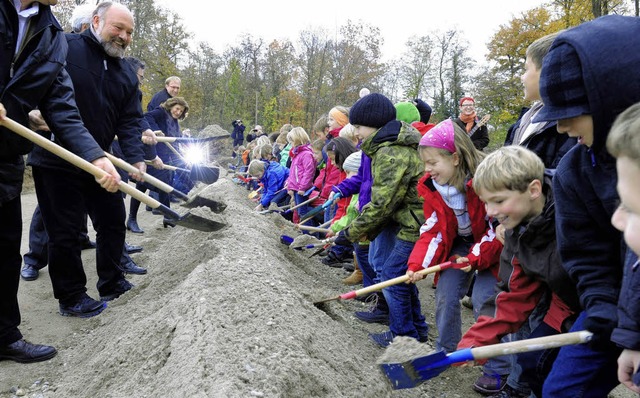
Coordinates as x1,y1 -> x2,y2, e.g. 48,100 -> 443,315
181,195 -> 227,213
189,164 -> 219,184
171,211 -> 226,232
379,350 -> 448,390
280,235 -> 294,245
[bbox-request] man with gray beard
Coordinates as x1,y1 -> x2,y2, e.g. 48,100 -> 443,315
28,2 -> 146,317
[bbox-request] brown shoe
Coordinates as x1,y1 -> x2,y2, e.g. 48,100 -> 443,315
342,267 -> 362,285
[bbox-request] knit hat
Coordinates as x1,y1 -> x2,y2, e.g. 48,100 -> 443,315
349,93 -> 396,128
419,119 -> 456,153
533,43 -> 590,123
329,107 -> 349,127
395,102 -> 420,124
342,151 -> 362,173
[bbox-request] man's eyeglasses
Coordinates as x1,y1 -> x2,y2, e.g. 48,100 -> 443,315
461,104 -> 475,108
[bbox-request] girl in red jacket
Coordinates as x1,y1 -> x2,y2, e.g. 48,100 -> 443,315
406,120 -> 503,362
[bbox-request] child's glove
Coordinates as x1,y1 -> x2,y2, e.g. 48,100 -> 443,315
334,229 -> 351,246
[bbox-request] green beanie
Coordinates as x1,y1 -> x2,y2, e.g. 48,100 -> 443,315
395,102 -> 420,124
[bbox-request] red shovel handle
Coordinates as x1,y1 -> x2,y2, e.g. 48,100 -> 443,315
339,261 -> 456,300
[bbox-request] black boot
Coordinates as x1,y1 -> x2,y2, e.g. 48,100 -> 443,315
163,218 -> 176,228
126,217 -> 144,234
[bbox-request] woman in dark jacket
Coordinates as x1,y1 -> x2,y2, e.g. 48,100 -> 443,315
127,97 -> 189,232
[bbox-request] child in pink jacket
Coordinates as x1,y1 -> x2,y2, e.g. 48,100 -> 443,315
286,127 -> 317,224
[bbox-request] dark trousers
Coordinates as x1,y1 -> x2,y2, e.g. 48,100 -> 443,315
24,205 -> 91,269
130,167 -> 172,219
33,167 -> 125,302
0,196 -> 24,346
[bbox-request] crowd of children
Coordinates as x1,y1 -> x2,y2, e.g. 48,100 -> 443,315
228,15 -> 640,398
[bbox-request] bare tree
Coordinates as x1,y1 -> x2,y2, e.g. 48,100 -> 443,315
400,36 -> 435,101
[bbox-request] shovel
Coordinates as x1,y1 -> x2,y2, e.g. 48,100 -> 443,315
290,236 -> 336,250
299,193 -> 341,224
0,117 -> 223,232
283,196 -> 316,215
140,160 -> 224,212
296,225 -> 330,234
106,153 -> 189,201
313,261 -> 457,306
154,135 -> 230,143
248,186 -> 263,199
144,160 -> 220,184
258,203 -> 291,215
380,331 -> 593,390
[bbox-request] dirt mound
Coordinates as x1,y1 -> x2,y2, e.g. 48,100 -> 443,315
3,175 -> 491,397
6,126 -> 636,398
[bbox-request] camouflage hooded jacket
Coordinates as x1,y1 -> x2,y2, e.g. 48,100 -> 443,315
346,120 -> 425,243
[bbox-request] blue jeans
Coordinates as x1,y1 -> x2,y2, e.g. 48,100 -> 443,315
473,269 -> 511,376
505,291 -> 550,395
435,237 -> 474,352
368,225 -> 397,284
270,190 -> 290,208
515,321 -> 560,398
355,243 -> 375,288
543,311 -> 621,397
380,238 -> 428,338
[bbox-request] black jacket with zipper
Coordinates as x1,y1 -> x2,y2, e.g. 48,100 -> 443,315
0,1 -> 104,202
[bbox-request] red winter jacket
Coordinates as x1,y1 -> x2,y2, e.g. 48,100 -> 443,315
458,181 -> 579,348
311,160 -> 343,207
408,175 -> 502,275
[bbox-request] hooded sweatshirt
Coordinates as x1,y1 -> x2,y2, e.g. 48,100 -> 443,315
545,15 -> 640,343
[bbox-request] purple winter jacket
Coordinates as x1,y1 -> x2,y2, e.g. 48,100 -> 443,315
286,144 -> 316,191
332,150 -> 371,212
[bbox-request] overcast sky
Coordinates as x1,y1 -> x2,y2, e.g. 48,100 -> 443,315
154,0 -> 550,62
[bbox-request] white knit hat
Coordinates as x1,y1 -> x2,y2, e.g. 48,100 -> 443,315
342,151 -> 362,173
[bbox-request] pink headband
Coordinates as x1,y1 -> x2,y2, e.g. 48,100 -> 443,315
419,119 -> 456,153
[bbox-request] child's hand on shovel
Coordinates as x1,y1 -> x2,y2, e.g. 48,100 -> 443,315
406,270 -> 424,284
452,255 -> 473,273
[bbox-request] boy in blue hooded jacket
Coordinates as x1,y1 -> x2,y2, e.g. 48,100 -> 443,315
532,15 -> 640,396
248,159 -> 289,211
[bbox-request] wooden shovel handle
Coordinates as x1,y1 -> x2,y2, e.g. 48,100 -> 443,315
296,225 -> 330,233
287,196 -> 316,212
0,117 -> 179,218
470,331 -> 593,360
163,141 -> 187,162
106,153 -> 188,200
318,220 -> 332,228
340,261 -> 454,299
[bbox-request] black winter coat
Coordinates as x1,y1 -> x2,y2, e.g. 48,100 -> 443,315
453,117 -> 489,150
0,2 -> 104,202
505,106 -> 576,170
29,29 -> 145,172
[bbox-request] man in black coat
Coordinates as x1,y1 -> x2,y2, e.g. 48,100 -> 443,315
147,76 -> 181,111
28,1 -> 146,317
0,0 -> 120,363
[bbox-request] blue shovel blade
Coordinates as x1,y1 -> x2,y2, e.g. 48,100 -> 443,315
380,349 -> 449,390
